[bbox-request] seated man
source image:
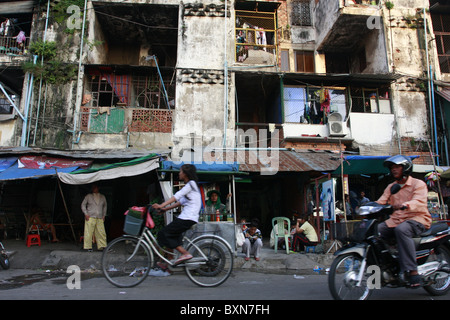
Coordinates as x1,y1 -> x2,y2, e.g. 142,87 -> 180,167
29,212 -> 59,242
242,219 -> 263,261
292,214 -> 318,252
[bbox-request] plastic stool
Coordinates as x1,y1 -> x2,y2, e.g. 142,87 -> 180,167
305,246 -> 316,253
26,234 -> 41,247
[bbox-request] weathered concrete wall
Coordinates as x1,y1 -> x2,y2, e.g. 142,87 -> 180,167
383,5 -> 431,141
73,131 -> 172,149
313,0 -> 340,48
0,119 -> 16,146
172,2 -> 235,159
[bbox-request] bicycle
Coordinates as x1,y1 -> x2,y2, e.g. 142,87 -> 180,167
101,207 -> 234,288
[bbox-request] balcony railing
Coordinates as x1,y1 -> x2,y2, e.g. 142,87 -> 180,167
80,107 -> 173,134
0,36 -> 29,55
342,0 -> 380,7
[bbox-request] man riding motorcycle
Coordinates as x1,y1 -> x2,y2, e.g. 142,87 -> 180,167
376,155 -> 432,287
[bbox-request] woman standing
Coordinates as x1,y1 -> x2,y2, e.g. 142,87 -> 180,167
152,164 -> 201,264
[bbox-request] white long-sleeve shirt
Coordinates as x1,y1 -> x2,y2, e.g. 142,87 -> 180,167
174,180 -> 201,222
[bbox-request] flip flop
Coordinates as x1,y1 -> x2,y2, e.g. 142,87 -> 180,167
173,254 -> 193,265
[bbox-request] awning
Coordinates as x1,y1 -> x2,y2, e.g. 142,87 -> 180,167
57,154 -> 160,185
0,162 -> 78,181
440,168 -> 450,179
0,157 -> 17,172
436,88 -> 450,102
0,1 -> 35,14
161,161 -> 240,174
332,155 -> 420,175
232,150 -> 340,173
189,150 -> 340,173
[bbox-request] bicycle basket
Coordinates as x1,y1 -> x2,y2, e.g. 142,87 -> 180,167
123,207 -> 145,235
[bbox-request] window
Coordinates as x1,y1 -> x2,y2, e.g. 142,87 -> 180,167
431,14 -> 450,73
82,70 -> 175,133
0,95 -> 14,114
295,50 -> 314,73
86,72 -> 174,109
235,10 -> 277,64
132,75 -> 171,109
291,0 -> 312,27
280,50 -> 290,71
350,87 -> 391,114
283,86 -> 347,124
88,75 -> 127,107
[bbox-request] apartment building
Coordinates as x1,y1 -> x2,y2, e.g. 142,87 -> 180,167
0,1 -> 449,231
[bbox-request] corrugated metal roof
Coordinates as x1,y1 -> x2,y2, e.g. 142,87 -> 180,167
0,147 -> 170,160
436,88 -> 450,102
205,150 -> 340,173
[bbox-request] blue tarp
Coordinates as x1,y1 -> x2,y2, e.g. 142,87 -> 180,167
161,161 -> 240,173
0,157 -> 17,172
0,161 -> 78,181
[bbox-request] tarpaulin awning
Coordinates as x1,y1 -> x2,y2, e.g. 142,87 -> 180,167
18,155 -> 92,169
57,154 -> 160,185
332,155 -> 420,175
0,157 -> 17,172
440,168 -> 450,179
0,162 -> 78,181
161,161 -> 240,174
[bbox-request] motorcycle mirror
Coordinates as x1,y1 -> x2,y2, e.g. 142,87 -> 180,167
390,184 -> 401,195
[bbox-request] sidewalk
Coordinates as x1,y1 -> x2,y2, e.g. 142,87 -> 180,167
1,239 -> 334,274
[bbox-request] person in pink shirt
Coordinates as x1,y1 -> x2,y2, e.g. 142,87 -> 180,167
376,155 -> 431,287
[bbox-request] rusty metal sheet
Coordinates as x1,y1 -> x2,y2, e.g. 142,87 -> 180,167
207,150 -> 340,173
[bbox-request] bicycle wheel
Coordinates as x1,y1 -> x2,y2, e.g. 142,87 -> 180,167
184,236 -> 233,287
102,236 -> 153,288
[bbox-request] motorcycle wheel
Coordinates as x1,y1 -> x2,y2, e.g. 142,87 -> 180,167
328,253 -> 372,300
0,253 -> 10,270
423,245 -> 450,296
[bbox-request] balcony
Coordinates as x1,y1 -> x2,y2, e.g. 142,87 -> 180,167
315,0 -> 382,53
80,107 -> 173,134
0,36 -> 30,64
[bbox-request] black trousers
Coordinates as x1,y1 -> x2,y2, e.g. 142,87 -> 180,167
378,220 -> 425,273
292,233 -> 316,252
157,218 -> 196,249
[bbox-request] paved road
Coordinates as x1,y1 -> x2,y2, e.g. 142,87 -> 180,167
0,268 -> 449,302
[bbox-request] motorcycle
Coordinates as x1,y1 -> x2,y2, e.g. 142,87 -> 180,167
0,241 -> 9,270
328,184 -> 450,300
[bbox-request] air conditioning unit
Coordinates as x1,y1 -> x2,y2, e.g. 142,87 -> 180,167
237,133 -> 256,147
327,112 -> 346,137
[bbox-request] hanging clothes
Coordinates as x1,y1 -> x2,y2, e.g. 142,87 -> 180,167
320,88 -> 331,114
16,31 -> 26,44
103,74 -> 130,105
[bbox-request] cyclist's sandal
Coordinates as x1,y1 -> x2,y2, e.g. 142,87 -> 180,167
173,253 -> 193,265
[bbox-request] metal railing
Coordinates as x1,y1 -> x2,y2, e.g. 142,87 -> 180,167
0,36 -> 29,55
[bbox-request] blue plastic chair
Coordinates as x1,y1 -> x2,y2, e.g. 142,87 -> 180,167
271,217 -> 291,254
